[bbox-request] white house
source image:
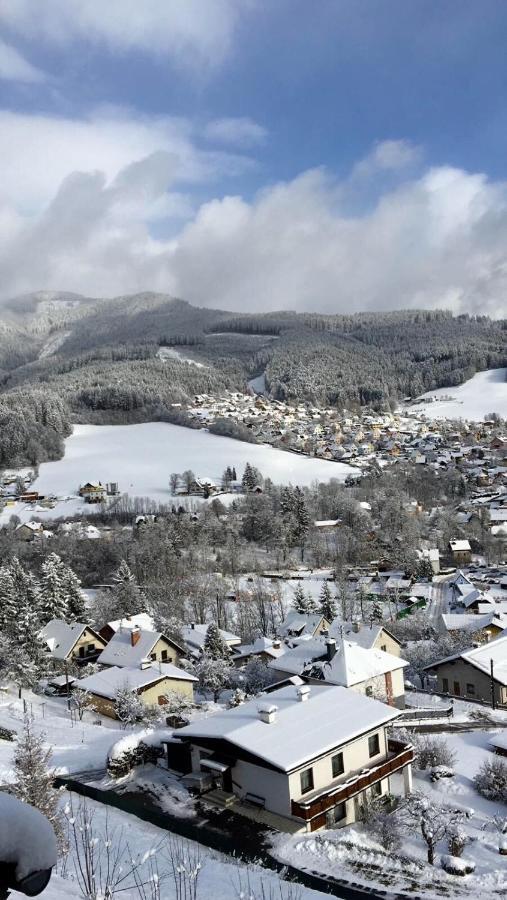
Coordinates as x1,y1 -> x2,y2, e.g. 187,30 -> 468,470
172,683 -> 413,832
268,637 -> 408,708
97,625 -> 185,668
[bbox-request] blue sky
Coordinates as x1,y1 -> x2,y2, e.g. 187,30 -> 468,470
1,0 -> 507,315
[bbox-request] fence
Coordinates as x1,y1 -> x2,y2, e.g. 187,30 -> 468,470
397,705 -> 454,722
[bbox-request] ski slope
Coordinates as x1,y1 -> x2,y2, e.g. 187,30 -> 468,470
404,367 -> 507,421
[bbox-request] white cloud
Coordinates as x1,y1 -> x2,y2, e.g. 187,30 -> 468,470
1,126 -> 507,318
0,107 -> 255,215
0,38 -> 46,83
350,139 -> 422,180
2,0 -> 248,69
204,117 -> 267,147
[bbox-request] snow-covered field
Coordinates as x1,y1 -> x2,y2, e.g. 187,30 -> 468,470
0,423 -> 353,525
403,368 -> 507,421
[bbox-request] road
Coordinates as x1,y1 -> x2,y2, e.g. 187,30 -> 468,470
427,578 -> 449,631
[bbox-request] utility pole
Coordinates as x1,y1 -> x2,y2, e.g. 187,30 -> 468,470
491,658 -> 496,711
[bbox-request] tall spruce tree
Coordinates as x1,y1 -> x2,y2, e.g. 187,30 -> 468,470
319,581 -> 337,621
203,622 -> 230,660
39,553 -> 68,624
110,560 -> 145,619
60,563 -> 86,621
0,565 -> 16,633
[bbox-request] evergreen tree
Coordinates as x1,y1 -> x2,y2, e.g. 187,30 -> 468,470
319,581 -> 337,621
0,565 -> 16,633
39,553 -> 68,624
203,622 -> 230,660
414,557 -> 434,582
114,687 -> 157,728
371,601 -> 384,624
242,462 -> 255,492
110,560 -> 145,619
60,563 -> 86,621
12,713 -> 64,848
292,584 -> 317,614
7,558 -> 41,639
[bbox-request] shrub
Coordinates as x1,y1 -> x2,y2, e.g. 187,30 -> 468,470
107,741 -> 163,778
447,824 -> 467,857
441,855 -> 475,876
0,726 -> 15,742
415,736 -> 456,771
370,810 -> 402,853
474,758 -> 507,802
430,765 -> 455,782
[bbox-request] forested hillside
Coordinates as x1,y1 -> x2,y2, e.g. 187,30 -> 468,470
0,292 -> 505,466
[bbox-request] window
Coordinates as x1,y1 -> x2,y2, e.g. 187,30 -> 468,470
365,685 -> 373,697
368,733 -> 380,758
300,768 -> 314,794
87,643 -> 95,653
371,781 -> 382,798
442,677 -> 449,693
466,683 -> 475,696
78,646 -> 85,658
332,752 -> 344,778
150,652 -> 157,661
161,649 -> 168,661
380,644 -> 387,652
325,802 -> 346,827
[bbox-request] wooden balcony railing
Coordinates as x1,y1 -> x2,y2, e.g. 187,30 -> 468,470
291,740 -> 414,826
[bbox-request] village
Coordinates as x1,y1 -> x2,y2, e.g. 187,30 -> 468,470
0,383 -> 506,897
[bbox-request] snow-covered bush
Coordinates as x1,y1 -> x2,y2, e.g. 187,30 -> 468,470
0,725 -> 14,741
447,824 -> 467,857
228,687 -> 247,708
474,758 -> 507,802
370,809 -> 402,853
108,740 -> 163,778
441,855 -> 475,876
414,736 -> 456,771
430,765 -> 455,782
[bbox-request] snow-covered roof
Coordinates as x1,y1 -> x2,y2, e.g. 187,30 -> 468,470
97,628 -> 175,668
313,519 -> 340,528
181,623 -> 241,651
77,665 -> 168,699
426,635 -> 507,685
268,638 -> 327,675
41,619 -> 101,660
440,612 -> 507,633
178,683 -> 399,772
233,637 -> 287,660
306,640 -> 408,687
16,520 -> 42,532
278,611 -> 325,639
106,613 -> 155,634
449,540 -> 471,552
328,621 -> 398,650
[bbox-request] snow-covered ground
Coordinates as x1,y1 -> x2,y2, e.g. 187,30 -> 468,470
11,795 -> 331,900
403,368 -> 507,421
157,347 -> 207,367
248,373 -> 267,395
0,423 -> 353,525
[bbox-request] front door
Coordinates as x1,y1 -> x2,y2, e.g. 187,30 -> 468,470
453,681 -> 460,696
222,768 -> 233,793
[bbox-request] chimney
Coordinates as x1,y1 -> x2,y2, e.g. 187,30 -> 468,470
131,626 -> 141,647
296,685 -> 311,702
352,621 -> 361,634
257,703 -> 278,724
326,638 -> 337,661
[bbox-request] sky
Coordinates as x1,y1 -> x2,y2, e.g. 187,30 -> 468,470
1,0 -> 507,316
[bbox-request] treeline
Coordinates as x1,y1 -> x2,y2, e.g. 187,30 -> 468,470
0,390 -> 71,467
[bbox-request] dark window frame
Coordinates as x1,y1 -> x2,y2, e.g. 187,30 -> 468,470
368,733 -> 380,758
300,767 -> 314,795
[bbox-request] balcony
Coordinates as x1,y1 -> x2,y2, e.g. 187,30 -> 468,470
291,739 -> 414,827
